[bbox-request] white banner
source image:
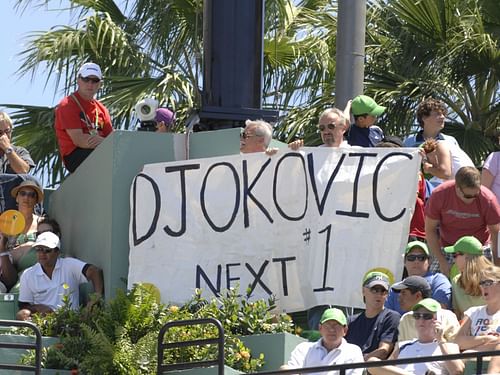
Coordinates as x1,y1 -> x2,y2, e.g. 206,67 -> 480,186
128,148 -> 420,312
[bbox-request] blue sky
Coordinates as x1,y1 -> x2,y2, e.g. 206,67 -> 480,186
0,1 -> 76,110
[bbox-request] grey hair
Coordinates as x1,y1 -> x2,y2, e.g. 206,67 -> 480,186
245,119 -> 273,147
319,108 -> 349,128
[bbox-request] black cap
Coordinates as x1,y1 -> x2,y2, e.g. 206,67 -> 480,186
391,276 -> 431,294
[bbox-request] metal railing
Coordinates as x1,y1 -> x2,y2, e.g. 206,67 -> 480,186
157,317 -> 225,375
251,348 -> 500,375
0,319 -> 42,374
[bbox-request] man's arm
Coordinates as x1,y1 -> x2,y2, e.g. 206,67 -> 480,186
487,223 -> 499,266
0,136 -> 30,173
425,216 -> 449,276
83,264 -> 104,297
363,341 -> 394,361
66,129 -> 105,149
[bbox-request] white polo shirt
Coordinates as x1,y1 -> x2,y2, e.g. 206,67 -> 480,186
19,257 -> 88,311
287,338 -> 364,375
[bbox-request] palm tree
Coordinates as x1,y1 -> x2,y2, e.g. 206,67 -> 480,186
366,0 -> 500,164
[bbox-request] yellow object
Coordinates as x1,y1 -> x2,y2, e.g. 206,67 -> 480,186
0,210 -> 25,236
363,267 -> 395,285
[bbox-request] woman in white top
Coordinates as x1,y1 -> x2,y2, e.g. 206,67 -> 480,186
368,298 -> 463,375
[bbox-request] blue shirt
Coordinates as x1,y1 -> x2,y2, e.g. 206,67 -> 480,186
385,272 -> 452,315
347,124 -> 384,147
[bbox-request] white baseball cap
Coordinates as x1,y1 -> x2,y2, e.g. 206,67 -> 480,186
33,232 -> 61,249
77,62 -> 103,79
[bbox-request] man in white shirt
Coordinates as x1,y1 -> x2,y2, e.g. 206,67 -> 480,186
16,232 -> 103,320
282,308 -> 364,375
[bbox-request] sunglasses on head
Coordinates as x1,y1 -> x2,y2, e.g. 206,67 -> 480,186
35,247 -> 55,254
406,254 -> 427,262
413,312 -> 434,320
318,123 -> 338,132
18,191 -> 37,199
479,279 -> 499,287
80,76 -> 101,84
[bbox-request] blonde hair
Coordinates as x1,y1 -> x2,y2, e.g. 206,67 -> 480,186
0,112 -> 12,128
458,255 -> 494,295
480,265 -> 500,281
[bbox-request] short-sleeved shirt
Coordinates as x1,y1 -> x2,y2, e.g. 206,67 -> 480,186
346,124 -> 384,147
55,91 -> 113,157
397,339 -> 458,374
425,180 -> 500,247
0,145 -> 35,174
345,309 -> 400,353
19,257 -> 89,311
451,274 -> 485,318
483,152 -> 500,204
287,338 -> 364,375
464,305 -> 500,336
385,272 -> 452,315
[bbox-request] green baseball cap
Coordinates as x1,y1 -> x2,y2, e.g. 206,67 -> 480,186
362,271 -> 390,290
412,298 -> 441,313
319,308 -> 347,326
351,95 -> 386,116
443,236 -> 483,256
405,241 -> 429,255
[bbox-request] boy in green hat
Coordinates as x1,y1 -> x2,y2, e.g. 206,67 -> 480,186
347,95 -> 386,147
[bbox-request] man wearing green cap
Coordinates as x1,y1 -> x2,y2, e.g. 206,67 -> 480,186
368,298 -> 464,375
346,95 -> 386,147
283,308 -> 364,374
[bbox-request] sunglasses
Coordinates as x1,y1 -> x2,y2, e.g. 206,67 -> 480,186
35,247 -> 55,254
80,76 -> 101,84
452,252 -> 465,258
369,287 -> 388,295
413,312 -> 434,320
318,123 -> 338,132
240,132 -> 258,140
479,279 -> 499,287
459,186 -> 479,199
0,128 -> 12,136
406,254 -> 427,262
18,191 -> 37,199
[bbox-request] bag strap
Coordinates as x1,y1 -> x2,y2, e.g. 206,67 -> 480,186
70,94 -> 95,131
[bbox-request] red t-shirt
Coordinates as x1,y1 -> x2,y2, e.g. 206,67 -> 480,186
425,180 -> 500,246
55,91 -> 113,157
409,173 -> 426,239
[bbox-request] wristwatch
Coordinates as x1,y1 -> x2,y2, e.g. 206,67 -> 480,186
5,147 -> 13,155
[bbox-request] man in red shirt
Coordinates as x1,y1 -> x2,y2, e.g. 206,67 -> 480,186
55,62 -> 113,173
425,166 -> 500,276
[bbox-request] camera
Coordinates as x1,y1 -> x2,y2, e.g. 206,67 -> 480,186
135,98 -> 158,132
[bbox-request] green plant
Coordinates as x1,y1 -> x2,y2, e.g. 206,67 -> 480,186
16,283 -> 294,373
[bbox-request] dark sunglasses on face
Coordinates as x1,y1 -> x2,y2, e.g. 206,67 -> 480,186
35,247 -> 54,254
80,76 -> 101,84
369,287 -> 388,295
406,254 -> 427,262
18,191 -> 37,199
0,128 -> 12,136
317,123 -> 338,132
240,132 -> 258,140
479,279 -> 499,287
452,252 -> 465,258
459,186 -> 479,199
413,312 -> 434,320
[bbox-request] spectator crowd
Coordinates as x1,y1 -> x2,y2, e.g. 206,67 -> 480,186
2,61 -> 500,374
